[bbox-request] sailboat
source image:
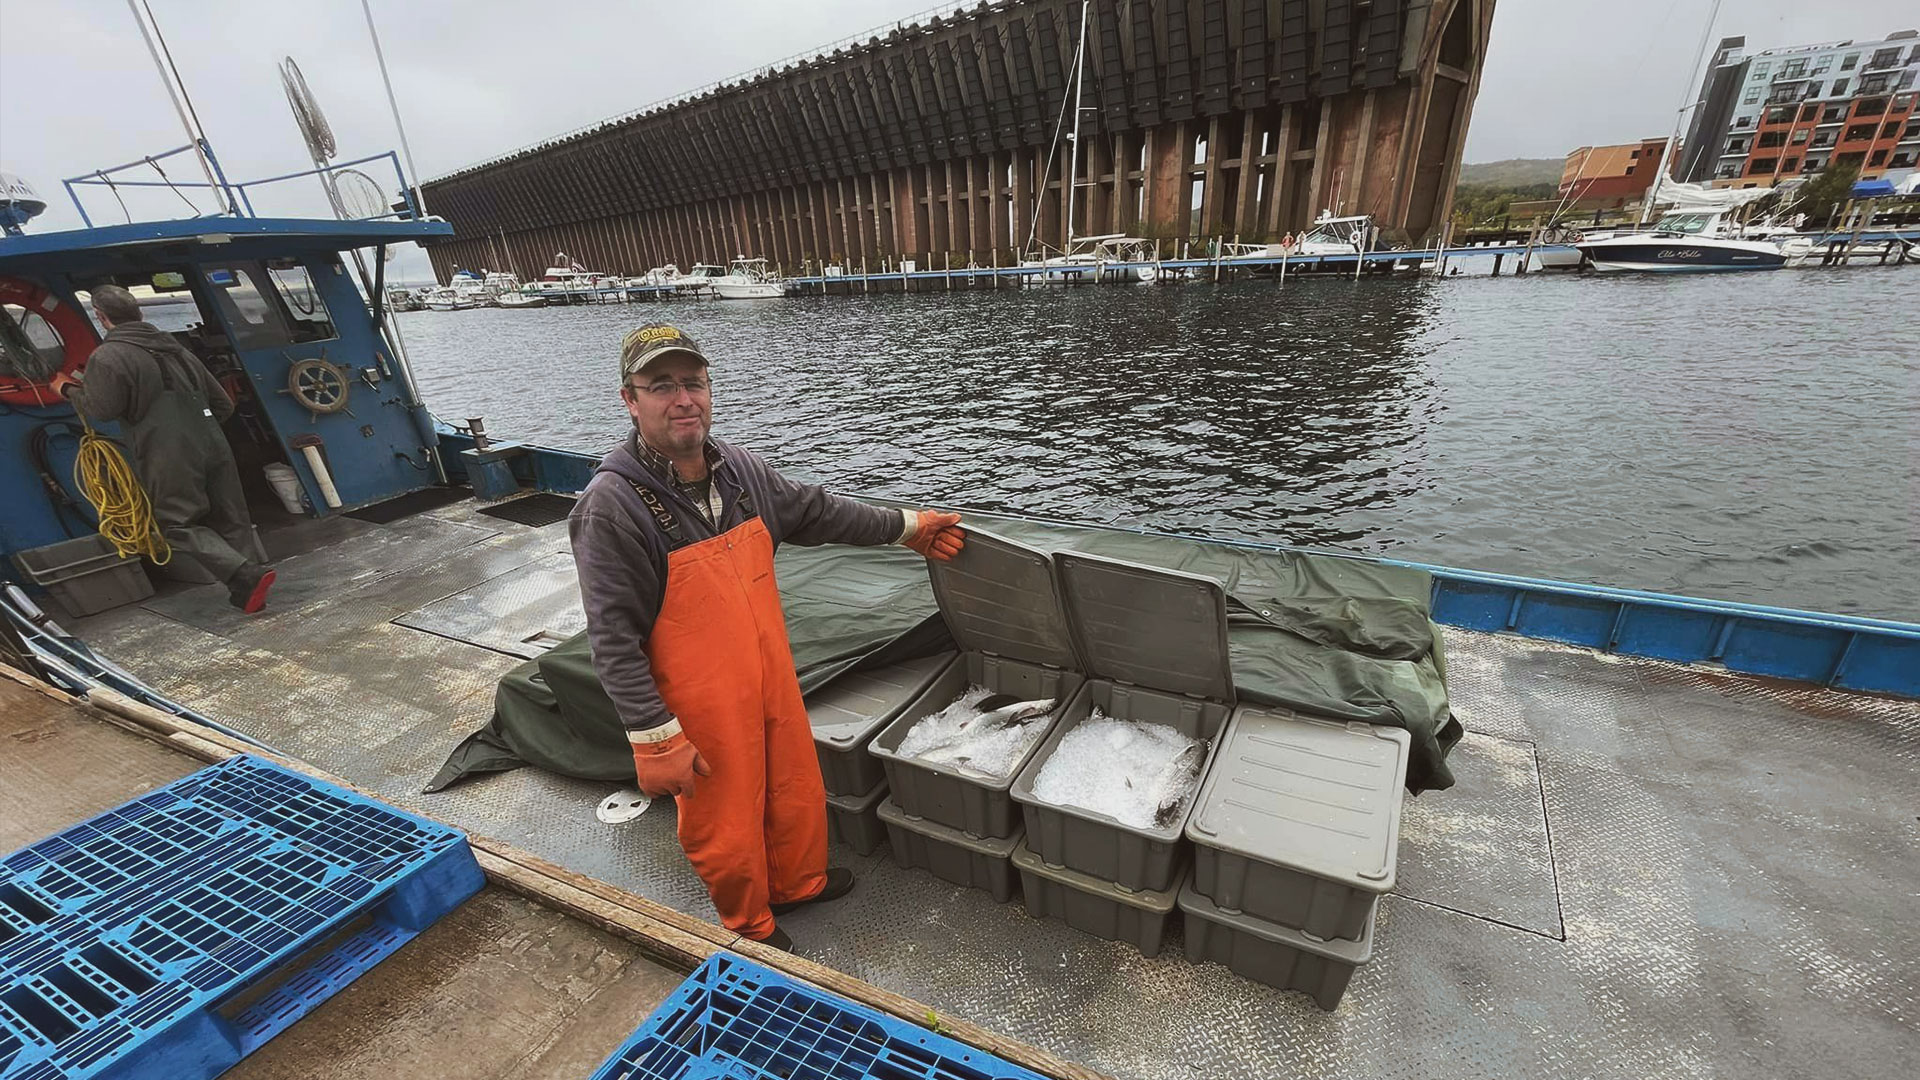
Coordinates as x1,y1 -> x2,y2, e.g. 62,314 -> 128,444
1574,0 -> 1784,273
1019,1 -> 1158,285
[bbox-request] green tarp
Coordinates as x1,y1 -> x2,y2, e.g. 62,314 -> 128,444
428,511 -> 1462,794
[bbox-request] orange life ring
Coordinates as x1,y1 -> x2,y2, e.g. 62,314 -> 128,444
0,276 -> 97,407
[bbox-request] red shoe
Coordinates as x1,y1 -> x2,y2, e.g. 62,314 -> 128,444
229,567 -> 276,614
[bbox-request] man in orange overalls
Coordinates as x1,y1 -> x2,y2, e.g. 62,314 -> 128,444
570,324 -> 963,951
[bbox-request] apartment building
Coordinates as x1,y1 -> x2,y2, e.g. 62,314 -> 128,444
1679,30 -> 1920,186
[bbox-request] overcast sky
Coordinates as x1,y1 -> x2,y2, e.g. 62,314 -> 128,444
2,0 -> 1914,273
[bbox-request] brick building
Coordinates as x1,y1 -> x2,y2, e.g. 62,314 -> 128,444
1558,137 -> 1669,202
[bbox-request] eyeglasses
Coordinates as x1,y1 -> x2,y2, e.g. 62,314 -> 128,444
626,378 -> 711,398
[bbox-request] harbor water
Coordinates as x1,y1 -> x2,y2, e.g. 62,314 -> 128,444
397,268 -> 1920,621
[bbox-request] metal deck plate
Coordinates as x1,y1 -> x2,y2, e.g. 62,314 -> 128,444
139,515 -> 502,638
67,509 -> 1920,1080
394,551 -> 586,658
1394,732 -> 1561,937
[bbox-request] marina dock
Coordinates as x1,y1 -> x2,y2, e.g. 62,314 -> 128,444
412,226 -> 1918,308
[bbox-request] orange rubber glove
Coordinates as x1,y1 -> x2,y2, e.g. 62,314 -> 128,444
906,510 -> 965,561
630,731 -> 712,798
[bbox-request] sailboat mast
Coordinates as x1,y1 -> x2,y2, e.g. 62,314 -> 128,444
1641,0 -> 1724,225
1064,0 -> 1089,247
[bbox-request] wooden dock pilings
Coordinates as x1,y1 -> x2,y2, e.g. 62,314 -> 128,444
418,0 -> 1498,285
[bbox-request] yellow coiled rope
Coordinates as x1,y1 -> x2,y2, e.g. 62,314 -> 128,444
70,403 -> 171,565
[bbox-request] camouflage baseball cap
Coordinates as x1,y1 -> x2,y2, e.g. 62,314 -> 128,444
619,323 -> 709,381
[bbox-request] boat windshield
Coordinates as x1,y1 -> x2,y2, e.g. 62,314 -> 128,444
1301,220 -> 1362,246
1652,213 -> 1714,235
1092,239 -> 1152,259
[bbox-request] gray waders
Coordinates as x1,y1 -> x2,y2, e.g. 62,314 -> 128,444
130,347 -> 257,585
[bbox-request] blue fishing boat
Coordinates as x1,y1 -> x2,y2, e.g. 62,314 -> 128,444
2,75 -> 1916,1080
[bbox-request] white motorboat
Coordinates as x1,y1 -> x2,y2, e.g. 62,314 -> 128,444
435,267 -> 520,307
670,263 -> 727,294
711,257 -> 785,299
477,270 -> 521,301
627,264 -> 679,287
525,253 -> 612,297
1290,211 -> 1373,256
1577,208 -> 1785,273
495,290 -> 547,309
1777,233 -> 1917,268
1021,235 -> 1159,283
423,284 -> 479,311
1578,13 -> 1783,276
1218,212 -> 1376,265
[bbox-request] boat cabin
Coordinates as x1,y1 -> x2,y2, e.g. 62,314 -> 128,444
1293,212 -> 1373,255
0,216 -> 452,564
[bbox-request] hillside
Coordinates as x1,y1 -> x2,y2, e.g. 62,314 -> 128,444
1457,158 -> 1563,187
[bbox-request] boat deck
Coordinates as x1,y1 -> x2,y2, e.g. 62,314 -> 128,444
64,494 -> 1920,1080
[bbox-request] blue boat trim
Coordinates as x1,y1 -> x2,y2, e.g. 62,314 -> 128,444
0,216 -> 451,265
0,756 -> 484,1080
1393,562 -> 1920,697
435,428 -> 1920,702
590,951 -> 1048,1080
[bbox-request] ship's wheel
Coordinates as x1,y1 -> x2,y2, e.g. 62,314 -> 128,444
285,357 -> 350,416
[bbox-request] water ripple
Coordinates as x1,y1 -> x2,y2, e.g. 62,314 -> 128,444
401,269 -> 1920,620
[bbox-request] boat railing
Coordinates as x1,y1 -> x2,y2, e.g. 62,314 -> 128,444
62,142 -> 421,228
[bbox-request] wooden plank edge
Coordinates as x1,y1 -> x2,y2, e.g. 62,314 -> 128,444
472,847 -> 718,971
1,663 -> 1115,1080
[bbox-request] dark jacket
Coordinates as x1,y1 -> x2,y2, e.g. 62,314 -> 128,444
68,321 -> 233,427
570,434 -> 911,733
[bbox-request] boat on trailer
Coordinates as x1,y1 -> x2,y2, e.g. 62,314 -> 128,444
2,113 -> 1916,1080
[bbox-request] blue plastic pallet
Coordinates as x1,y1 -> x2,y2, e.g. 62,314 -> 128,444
591,952 -> 1047,1080
0,755 -> 484,1080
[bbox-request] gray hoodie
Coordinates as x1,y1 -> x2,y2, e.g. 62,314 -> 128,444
570,433 -> 913,734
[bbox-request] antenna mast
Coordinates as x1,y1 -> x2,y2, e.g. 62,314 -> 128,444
362,0 -> 429,216
126,0 -> 234,214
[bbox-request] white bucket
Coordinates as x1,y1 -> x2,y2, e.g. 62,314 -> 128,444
264,462 -> 307,515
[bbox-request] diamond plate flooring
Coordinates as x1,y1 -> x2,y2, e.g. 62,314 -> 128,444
394,551 -> 584,658
69,503 -> 1920,1080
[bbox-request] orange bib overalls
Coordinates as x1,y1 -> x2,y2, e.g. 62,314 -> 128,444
636,484 -> 828,940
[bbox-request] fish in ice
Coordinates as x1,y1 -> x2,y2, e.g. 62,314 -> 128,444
1150,741 -> 1208,828
896,687 -> 1058,770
